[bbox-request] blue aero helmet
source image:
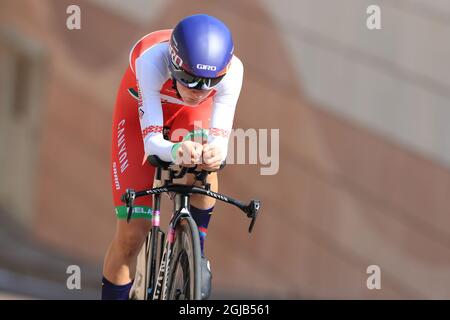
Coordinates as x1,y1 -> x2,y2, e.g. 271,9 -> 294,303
169,14 -> 234,90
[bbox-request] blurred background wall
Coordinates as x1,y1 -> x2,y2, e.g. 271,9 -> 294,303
0,0 -> 449,299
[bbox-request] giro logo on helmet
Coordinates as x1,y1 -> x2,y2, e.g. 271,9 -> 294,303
196,64 -> 217,71
169,39 -> 183,67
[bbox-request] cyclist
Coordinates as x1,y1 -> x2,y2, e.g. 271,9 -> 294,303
102,14 -> 244,300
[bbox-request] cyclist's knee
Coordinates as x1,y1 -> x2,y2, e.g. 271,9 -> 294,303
192,195 -> 216,209
189,172 -> 218,209
114,220 -> 151,258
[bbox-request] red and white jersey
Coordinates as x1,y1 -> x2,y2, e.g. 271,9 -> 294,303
129,30 -> 244,162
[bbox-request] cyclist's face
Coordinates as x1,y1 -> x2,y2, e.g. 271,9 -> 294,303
177,83 -> 212,106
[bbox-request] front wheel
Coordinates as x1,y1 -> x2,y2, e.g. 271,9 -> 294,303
166,217 -> 202,300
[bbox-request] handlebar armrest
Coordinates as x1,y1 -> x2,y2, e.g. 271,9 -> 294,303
147,155 -> 173,168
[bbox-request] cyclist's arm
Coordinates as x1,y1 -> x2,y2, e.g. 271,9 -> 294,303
135,52 -> 175,163
208,56 -> 244,162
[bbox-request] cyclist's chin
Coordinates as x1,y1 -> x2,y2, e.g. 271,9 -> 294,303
182,97 -> 202,106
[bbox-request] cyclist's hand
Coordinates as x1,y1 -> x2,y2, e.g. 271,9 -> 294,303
198,143 -> 223,171
174,141 -> 203,167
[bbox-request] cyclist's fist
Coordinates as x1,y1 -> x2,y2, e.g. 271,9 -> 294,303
174,141 -> 203,167
199,144 -> 223,171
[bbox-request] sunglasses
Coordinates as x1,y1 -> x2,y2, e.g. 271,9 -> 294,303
170,61 -> 225,90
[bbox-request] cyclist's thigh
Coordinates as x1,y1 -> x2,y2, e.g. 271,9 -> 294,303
111,67 -> 155,225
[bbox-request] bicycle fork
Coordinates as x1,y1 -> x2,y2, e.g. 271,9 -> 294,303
152,193 -> 190,300
153,226 -> 175,300
151,194 -> 177,300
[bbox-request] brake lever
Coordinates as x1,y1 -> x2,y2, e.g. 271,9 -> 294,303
245,200 -> 261,233
121,189 -> 136,223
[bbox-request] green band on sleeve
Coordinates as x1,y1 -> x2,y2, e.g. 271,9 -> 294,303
171,129 -> 210,162
182,129 -> 209,142
171,142 -> 182,162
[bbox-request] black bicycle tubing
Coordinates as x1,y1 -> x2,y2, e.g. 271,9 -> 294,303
167,216 -> 202,300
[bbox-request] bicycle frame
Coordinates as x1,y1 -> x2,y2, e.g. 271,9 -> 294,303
151,193 -> 192,300
122,158 -> 261,300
